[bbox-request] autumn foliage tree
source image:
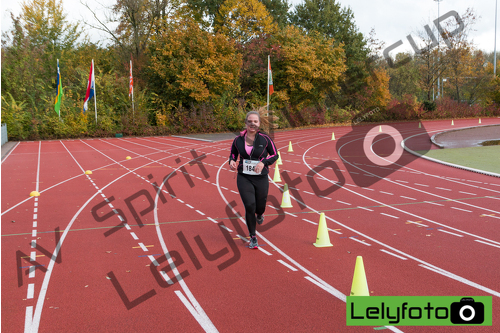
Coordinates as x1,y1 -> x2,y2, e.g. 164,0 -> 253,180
147,19 -> 242,114
274,25 -> 346,109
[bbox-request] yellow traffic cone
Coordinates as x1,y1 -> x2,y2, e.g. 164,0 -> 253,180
313,213 -> 333,247
280,183 -> 293,208
350,256 -> 369,296
288,141 -> 293,152
273,164 -> 282,182
418,122 -> 421,129
451,120 -> 454,126
379,125 -> 382,132
277,151 -> 283,165
479,118 -> 481,124
331,132 -> 336,140
30,191 -> 40,197
85,170 -> 92,175
126,156 -> 132,160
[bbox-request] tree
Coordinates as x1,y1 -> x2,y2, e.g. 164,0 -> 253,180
19,0 -> 81,52
187,0 -> 289,28
290,0 -> 370,108
215,0 -> 278,44
273,25 -> 346,108
387,52 -> 422,100
147,19 -> 242,110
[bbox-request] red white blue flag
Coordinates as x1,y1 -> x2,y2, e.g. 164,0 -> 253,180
83,60 -> 95,113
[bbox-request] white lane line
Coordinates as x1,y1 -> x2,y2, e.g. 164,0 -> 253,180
451,207 -> 473,213
303,191 -> 315,195
130,232 -> 139,240
24,306 -> 33,333
380,191 -> 394,195
459,191 -> 476,196
186,204 -> 194,209
467,180 -> 483,184
437,229 -> 464,237
344,183 -> 357,187
486,196 -> 500,200
414,183 -> 429,187
219,225 -> 233,232
349,237 -> 371,246
29,266 -> 35,278
124,223 -> 131,230
418,264 -> 500,297
474,240 -> 500,249
400,196 -> 416,200
357,206 -> 374,212
148,255 -> 160,266
328,228 -> 342,235
32,230 -> 37,237
118,215 -> 124,221
380,249 -> 407,260
395,180 -> 408,183
318,195 -> 332,200
30,252 -> 36,261
435,187 -> 452,191
196,210 -> 205,216
207,217 -> 218,223
361,187 -> 374,191
258,247 -> 273,256
285,212 -> 298,217
33,214 -> 37,220
336,200 -> 351,206
304,276 -> 345,302
230,190 -> 239,195
380,213 -> 399,219
34,208 -> 38,213
27,284 -> 35,299
406,220 -> 429,227
221,186 -> 228,190
303,219 -> 318,225
277,259 -> 298,271
177,199 -> 185,203
424,201 -> 444,206
31,240 -> 36,249
138,243 -> 148,252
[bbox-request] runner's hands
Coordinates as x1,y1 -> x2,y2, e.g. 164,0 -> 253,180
254,162 -> 264,174
229,160 -> 237,170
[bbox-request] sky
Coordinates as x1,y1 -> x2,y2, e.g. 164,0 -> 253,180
2,0 -> 498,55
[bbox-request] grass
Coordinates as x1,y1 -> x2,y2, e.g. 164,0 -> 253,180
418,146 -> 500,174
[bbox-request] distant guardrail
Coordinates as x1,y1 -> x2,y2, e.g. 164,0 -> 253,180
1,124 -> 7,146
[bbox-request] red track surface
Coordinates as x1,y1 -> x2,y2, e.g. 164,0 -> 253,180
2,119 -> 500,332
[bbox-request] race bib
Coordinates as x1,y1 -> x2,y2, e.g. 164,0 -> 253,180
243,159 -> 260,175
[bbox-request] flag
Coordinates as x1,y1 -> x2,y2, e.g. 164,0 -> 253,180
129,60 -> 134,99
83,60 -> 95,113
54,59 -> 63,116
268,56 -> 274,95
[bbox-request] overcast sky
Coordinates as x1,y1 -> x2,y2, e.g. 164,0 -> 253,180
2,0 -> 498,54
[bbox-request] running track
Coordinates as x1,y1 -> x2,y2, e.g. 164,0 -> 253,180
2,119 -> 500,332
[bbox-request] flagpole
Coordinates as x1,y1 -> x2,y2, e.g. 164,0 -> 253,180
267,55 -> 270,113
130,60 -> 135,120
57,59 -> 61,120
93,59 -> 97,125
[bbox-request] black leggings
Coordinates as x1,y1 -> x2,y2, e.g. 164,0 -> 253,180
237,173 -> 269,237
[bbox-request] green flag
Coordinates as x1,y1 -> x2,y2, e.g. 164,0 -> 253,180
54,59 -> 63,116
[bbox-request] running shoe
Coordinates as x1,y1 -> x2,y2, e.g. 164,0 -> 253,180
248,236 -> 258,249
257,215 -> 264,225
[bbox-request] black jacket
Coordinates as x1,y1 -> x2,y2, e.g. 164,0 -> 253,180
229,130 -> 279,176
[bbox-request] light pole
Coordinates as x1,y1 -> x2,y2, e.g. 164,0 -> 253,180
435,0 -> 443,98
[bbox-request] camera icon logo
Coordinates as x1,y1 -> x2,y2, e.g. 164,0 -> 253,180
450,297 -> 484,324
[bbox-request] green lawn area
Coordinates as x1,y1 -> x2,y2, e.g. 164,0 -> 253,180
417,146 -> 500,174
